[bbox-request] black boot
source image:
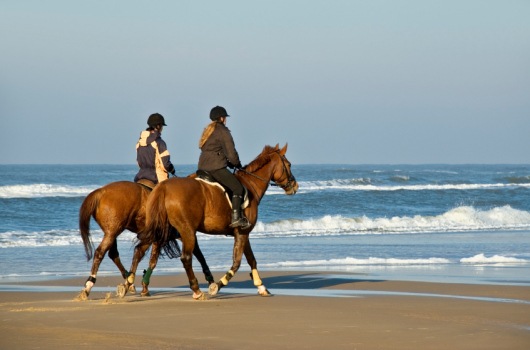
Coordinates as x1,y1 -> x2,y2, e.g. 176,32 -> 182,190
230,209 -> 250,229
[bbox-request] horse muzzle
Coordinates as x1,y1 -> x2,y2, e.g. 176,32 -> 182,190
283,178 -> 298,195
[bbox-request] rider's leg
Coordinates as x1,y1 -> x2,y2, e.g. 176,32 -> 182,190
210,168 -> 247,227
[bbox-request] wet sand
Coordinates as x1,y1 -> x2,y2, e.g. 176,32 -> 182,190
1,271 -> 529,349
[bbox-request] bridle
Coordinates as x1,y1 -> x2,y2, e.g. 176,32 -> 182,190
237,151 -> 297,192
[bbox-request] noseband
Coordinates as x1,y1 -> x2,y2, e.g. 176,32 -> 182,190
238,151 -> 296,192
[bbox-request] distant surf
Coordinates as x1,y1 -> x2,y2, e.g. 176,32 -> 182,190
293,180 -> 530,192
0,184 -> 99,198
3,205 -> 529,248
251,206 -> 530,237
460,253 -> 529,264
3,179 -> 530,198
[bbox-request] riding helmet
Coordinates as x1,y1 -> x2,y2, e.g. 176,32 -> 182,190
210,106 -> 230,121
147,113 -> 167,128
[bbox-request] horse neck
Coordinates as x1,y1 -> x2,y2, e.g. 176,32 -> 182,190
240,159 -> 277,204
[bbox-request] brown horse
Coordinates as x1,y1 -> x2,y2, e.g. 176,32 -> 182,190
138,144 -> 298,299
77,180 -> 214,301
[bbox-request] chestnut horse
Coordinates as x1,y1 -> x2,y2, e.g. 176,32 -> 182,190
77,181 -> 214,301
138,144 -> 298,299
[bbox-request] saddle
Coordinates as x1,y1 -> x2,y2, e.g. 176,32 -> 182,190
137,179 -> 156,191
195,170 -> 249,209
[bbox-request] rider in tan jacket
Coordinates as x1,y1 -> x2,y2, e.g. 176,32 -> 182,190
134,113 -> 175,184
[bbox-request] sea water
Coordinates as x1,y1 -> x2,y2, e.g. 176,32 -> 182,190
1,164 -> 529,286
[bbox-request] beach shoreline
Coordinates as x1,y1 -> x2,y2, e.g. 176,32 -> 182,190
1,271 -> 529,349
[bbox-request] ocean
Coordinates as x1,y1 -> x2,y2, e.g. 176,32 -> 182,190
1,164 -> 530,286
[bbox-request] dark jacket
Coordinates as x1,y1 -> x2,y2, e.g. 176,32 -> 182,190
134,130 -> 174,184
198,123 -> 241,171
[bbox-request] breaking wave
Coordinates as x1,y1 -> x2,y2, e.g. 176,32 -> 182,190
0,229 -> 137,248
2,206 -> 529,248
251,206 -> 530,237
0,184 -> 99,198
289,180 -> 530,192
3,180 -> 530,198
460,254 -> 529,264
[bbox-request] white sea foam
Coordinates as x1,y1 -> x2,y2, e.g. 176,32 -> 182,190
251,206 -> 530,237
460,254 -> 529,264
0,229 -> 137,248
4,180 -> 529,198
290,180 -> 530,192
2,206 -> 529,247
260,257 -> 451,268
0,184 -> 99,198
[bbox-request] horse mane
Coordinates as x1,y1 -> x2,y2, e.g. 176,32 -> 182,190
244,145 -> 279,173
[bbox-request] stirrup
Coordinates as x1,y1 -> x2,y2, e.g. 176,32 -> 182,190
230,217 -> 251,229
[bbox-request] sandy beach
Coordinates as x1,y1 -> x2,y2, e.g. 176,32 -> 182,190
1,271 -> 529,349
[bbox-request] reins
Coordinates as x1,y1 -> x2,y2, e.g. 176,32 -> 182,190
237,151 -> 296,191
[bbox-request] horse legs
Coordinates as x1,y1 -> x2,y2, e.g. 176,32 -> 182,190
243,240 -> 271,296
138,242 -> 161,297
209,229 -> 248,296
116,241 -> 151,298
193,240 -> 215,285
108,240 -> 130,281
180,234 -> 207,300
76,235 -> 116,301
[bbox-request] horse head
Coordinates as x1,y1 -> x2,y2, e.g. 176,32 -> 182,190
270,143 -> 298,195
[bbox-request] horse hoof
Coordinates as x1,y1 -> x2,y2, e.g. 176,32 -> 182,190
258,285 -> 272,297
116,284 -> 127,298
193,292 -> 207,301
128,284 -> 137,294
73,289 -> 89,302
208,283 -> 219,296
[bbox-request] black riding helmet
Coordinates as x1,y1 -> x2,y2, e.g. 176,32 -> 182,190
147,113 -> 167,128
210,106 -> 230,121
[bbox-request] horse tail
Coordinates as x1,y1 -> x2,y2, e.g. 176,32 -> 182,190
138,185 -> 181,258
79,188 -> 103,261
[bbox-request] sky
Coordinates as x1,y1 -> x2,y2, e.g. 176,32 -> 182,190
1,1 -> 529,165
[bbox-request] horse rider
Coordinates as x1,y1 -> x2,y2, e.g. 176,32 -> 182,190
198,106 -> 249,228
134,113 -> 175,185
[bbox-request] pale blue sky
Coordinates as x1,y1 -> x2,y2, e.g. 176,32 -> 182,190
1,1 -> 529,164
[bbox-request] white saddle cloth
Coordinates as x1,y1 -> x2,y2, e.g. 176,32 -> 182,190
195,177 -> 249,209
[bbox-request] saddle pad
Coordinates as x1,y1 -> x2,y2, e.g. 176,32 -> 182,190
195,177 -> 249,209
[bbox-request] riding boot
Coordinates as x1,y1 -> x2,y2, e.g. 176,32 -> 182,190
230,209 -> 251,229
230,209 -> 242,228
229,195 -> 249,228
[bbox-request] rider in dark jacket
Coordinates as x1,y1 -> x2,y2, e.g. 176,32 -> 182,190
198,106 -> 248,228
134,113 -> 175,184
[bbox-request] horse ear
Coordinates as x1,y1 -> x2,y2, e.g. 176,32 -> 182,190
280,143 -> 288,156
273,143 -> 280,151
